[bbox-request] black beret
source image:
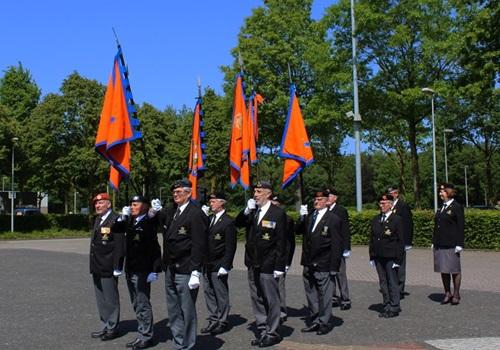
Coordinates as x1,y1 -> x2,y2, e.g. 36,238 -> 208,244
324,187 -> 339,196
171,179 -> 192,191
378,193 -> 394,202
314,190 -> 329,198
209,192 -> 226,201
254,180 -> 273,190
271,194 -> 280,202
130,195 -> 148,204
439,183 -> 455,190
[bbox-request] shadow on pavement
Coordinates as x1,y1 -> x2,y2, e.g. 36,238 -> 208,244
287,305 -> 309,319
428,293 -> 445,303
368,303 -> 386,314
196,334 -> 225,350
227,313 -> 247,328
153,318 -> 171,343
117,319 -> 138,335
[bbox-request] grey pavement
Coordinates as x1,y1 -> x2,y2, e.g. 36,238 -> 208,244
1,239 -> 499,349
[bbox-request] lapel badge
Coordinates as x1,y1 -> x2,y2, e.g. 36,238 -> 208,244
384,229 -> 392,236
178,226 -> 188,235
447,210 -> 452,215
262,232 -> 271,240
101,227 -> 110,240
133,233 -> 140,241
214,233 -> 222,240
321,226 -> 329,236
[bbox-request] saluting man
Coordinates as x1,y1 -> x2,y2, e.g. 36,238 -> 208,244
235,180 -> 287,348
160,179 -> 208,350
325,188 -> 352,310
200,192 -> 237,335
297,190 -> 343,335
387,185 -> 414,299
90,192 -> 125,341
369,193 -> 404,318
121,195 -> 162,350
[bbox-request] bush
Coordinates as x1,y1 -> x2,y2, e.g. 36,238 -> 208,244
0,214 -> 91,233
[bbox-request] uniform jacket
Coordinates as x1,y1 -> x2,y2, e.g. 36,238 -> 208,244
433,200 -> 464,247
297,210 -> 343,272
330,204 -> 351,251
123,214 -> 162,273
369,213 -> 404,262
89,211 -> 125,277
235,203 -> 287,274
392,199 -> 414,246
160,201 -> 208,274
205,211 -> 237,272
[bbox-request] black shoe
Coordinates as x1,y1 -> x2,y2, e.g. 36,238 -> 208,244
280,316 -> 287,324
382,310 -> 399,318
251,336 -> 264,346
258,335 -> 282,348
210,323 -> 229,335
132,339 -> 153,350
316,325 -> 331,335
340,303 -> 351,310
201,322 -> 218,334
101,331 -> 119,341
301,323 -> 319,333
441,293 -> 452,305
400,293 -> 405,300
126,338 -> 142,348
91,330 -> 106,338
332,297 -> 340,307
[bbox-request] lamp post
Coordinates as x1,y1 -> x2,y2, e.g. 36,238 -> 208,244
464,166 -> 469,208
443,128 -> 453,182
11,137 -> 19,233
350,0 -> 362,212
422,88 -> 438,212
159,187 -> 167,203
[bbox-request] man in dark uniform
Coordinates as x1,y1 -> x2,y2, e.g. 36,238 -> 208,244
121,195 -> 162,350
387,185 -> 414,299
297,190 -> 343,335
160,179 -> 208,350
200,192 -> 237,335
369,193 -> 404,318
90,192 -> 124,341
235,180 -> 287,348
270,194 -> 295,323
325,188 -> 352,310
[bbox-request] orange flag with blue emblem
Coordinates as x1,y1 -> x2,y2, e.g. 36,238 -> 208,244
95,48 -> 142,190
228,74 -> 249,188
248,91 -> 263,164
188,96 -> 206,200
279,84 -> 314,188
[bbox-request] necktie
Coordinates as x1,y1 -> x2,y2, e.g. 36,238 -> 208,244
254,209 -> 261,225
441,204 -> 447,213
380,214 -> 386,224
173,208 -> 181,221
210,216 -> 216,228
309,210 -> 318,232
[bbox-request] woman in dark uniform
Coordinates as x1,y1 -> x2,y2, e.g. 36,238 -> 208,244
433,183 -> 464,305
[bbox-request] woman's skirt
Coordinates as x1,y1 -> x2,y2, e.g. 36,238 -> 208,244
433,247 -> 461,273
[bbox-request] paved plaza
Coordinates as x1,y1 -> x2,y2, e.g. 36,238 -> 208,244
1,239 -> 499,349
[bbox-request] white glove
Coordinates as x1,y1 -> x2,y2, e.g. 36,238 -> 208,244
188,271 -> 201,289
285,265 -> 290,273
201,205 -> 210,216
405,245 -> 413,251
151,199 -> 162,212
217,267 -> 228,276
431,244 -> 434,249
273,270 -> 284,278
147,272 -> 158,283
455,246 -> 463,253
300,204 -> 308,216
392,263 -> 400,269
369,260 -> 375,268
343,250 -> 351,258
121,206 -> 131,217
113,269 -> 122,277
244,198 -> 257,215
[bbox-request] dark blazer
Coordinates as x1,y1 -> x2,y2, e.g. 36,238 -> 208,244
330,203 -> 351,251
235,203 -> 287,274
285,215 -> 296,267
124,214 -> 162,273
297,209 -> 343,272
433,200 -> 464,247
205,211 -> 237,272
161,202 -> 208,274
89,211 -> 125,277
369,213 -> 404,263
392,199 -> 414,246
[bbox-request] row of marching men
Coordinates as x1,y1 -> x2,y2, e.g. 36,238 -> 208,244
91,179 -> 460,349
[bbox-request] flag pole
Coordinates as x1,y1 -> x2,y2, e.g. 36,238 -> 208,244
287,63 -> 305,204
111,28 -> 150,197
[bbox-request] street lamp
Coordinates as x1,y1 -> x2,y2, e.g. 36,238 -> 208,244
159,187 -> 167,203
443,128 -> 454,182
11,137 -> 19,233
464,166 -> 469,208
422,88 -> 438,212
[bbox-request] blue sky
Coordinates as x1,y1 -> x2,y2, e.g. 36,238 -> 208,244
1,0 -> 364,152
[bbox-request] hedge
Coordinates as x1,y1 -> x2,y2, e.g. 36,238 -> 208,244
1,209 -> 499,250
